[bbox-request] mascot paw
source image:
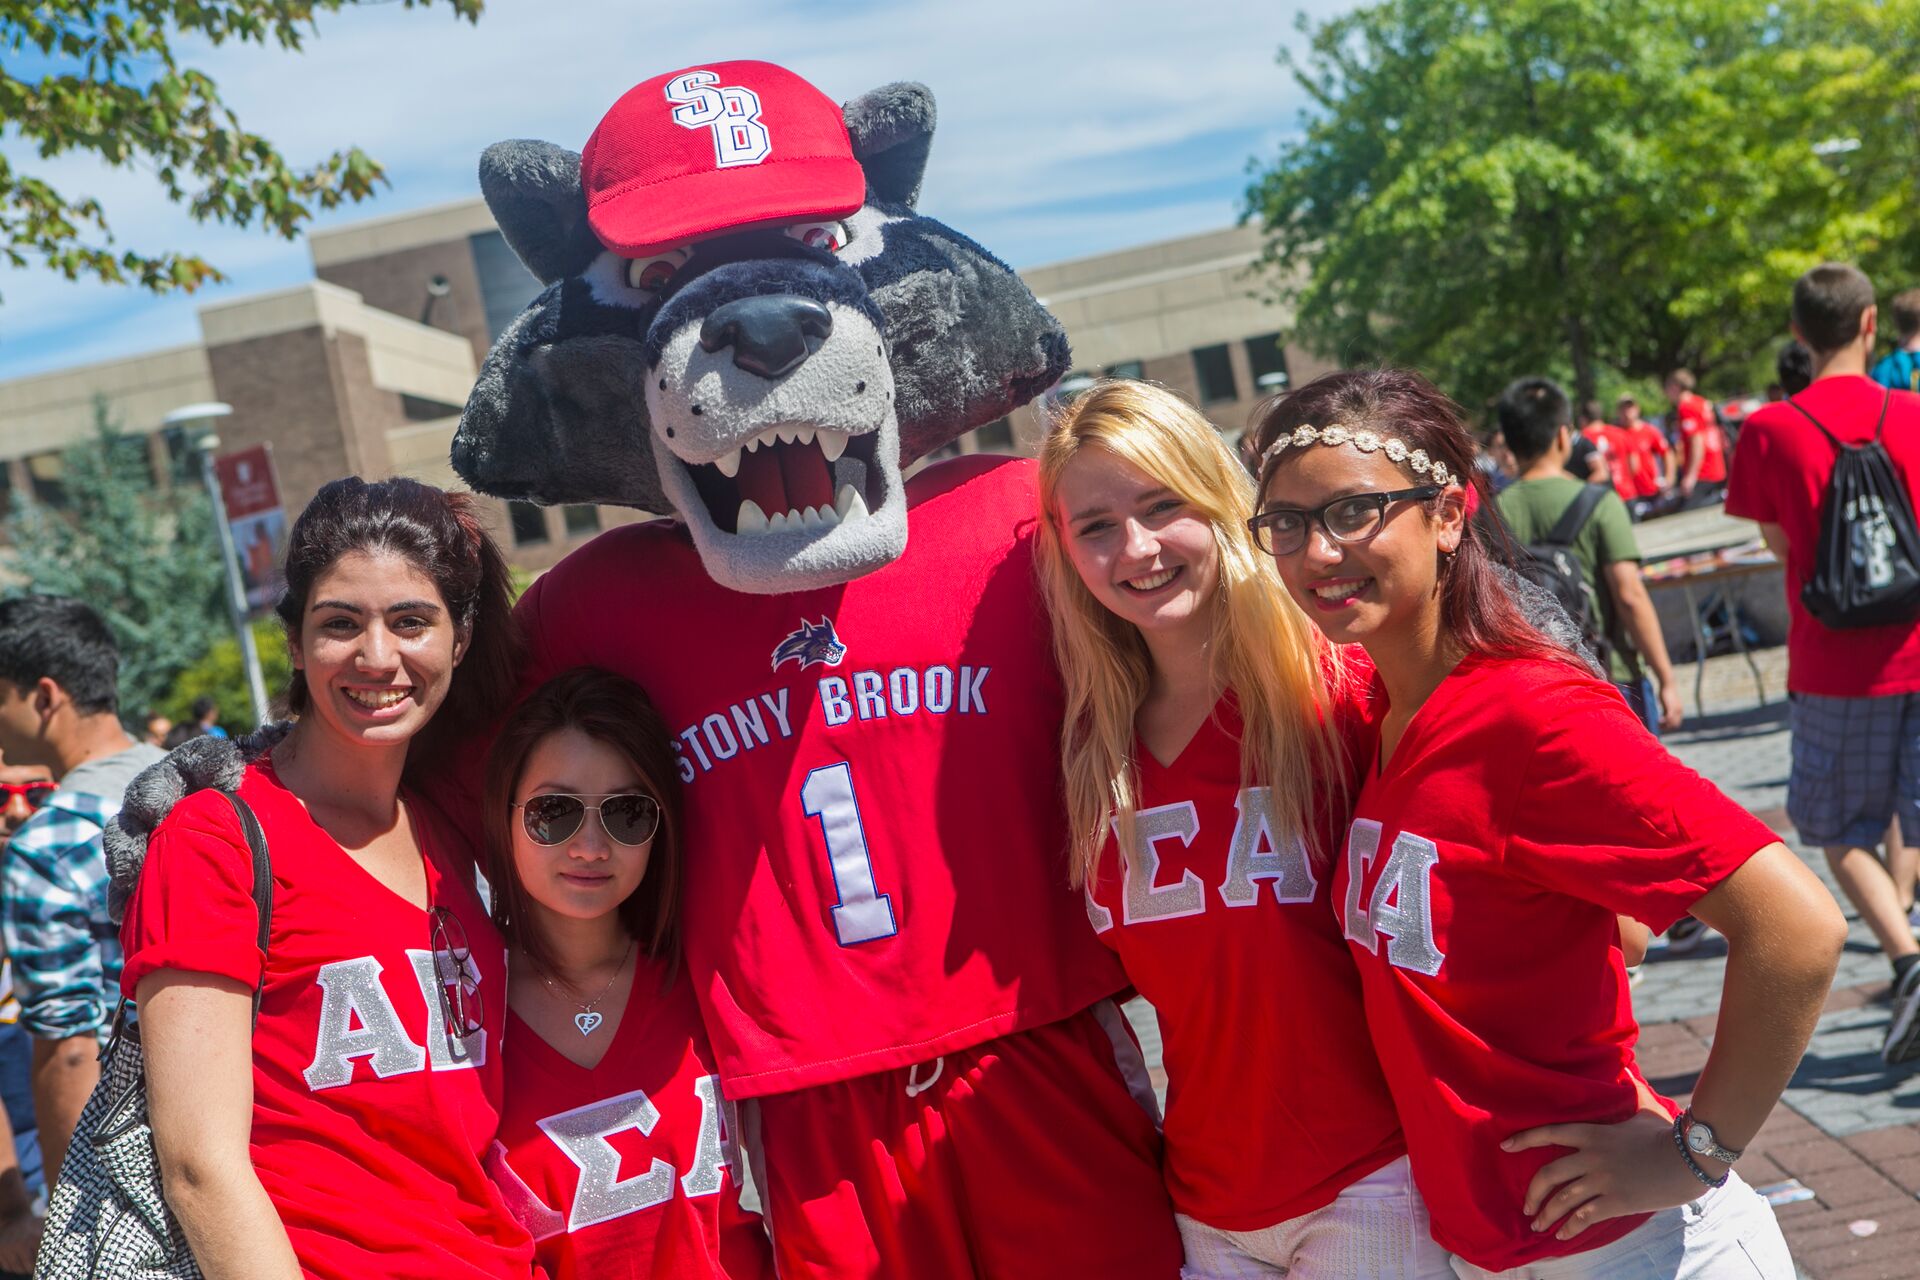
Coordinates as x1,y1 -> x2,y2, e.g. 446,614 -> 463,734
105,722 -> 293,921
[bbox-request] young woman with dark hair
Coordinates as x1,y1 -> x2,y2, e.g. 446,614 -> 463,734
479,667 -> 772,1280
1248,369 -> 1844,1278
122,477 -> 534,1279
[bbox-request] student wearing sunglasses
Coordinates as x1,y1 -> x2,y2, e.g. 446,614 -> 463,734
1035,380 -> 1451,1278
480,667 -> 773,1280
1250,369 -> 1842,1278
121,478 -> 534,1280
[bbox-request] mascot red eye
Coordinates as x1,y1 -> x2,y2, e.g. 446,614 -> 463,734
625,248 -> 690,292
786,221 -> 849,253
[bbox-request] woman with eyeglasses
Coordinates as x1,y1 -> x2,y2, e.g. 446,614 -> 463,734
1035,379 -> 1452,1279
120,477 -> 533,1280
1250,368 -> 1843,1279
480,666 -> 772,1280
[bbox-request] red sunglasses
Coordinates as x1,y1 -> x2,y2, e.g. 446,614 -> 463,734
0,781 -> 55,809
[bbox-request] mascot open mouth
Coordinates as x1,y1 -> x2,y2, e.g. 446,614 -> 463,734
682,425 -> 886,535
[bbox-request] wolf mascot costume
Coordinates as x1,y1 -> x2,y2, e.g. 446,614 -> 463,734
110,62 -> 1183,1278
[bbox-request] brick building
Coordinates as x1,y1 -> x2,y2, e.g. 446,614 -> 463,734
2,208 -> 1321,573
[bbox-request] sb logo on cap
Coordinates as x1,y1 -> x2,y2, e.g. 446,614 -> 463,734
665,70 -> 771,169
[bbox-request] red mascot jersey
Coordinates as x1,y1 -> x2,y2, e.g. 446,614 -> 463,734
489,956 -> 774,1280
1086,692 -> 1403,1231
122,759 -> 534,1280
515,457 -> 1126,1097
1331,656 -> 1775,1270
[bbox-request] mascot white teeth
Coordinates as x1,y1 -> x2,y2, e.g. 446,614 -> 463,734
112,60 -> 1185,1278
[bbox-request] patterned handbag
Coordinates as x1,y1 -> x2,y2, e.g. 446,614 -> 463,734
34,791 -> 272,1279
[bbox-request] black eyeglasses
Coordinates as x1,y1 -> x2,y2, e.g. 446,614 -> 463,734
1247,486 -> 1443,556
428,907 -> 485,1041
512,793 -> 661,847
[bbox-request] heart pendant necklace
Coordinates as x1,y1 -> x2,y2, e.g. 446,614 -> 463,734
542,937 -> 634,1038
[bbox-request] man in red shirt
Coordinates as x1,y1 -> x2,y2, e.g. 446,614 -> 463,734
1666,368 -> 1729,507
1579,399 -> 1636,502
1726,262 -> 1920,1064
1617,396 -> 1673,519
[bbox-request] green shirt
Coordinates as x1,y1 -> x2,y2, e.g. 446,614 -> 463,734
1496,475 -> 1643,682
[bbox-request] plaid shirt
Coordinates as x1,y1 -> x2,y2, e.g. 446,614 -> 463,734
1,788 -> 123,1040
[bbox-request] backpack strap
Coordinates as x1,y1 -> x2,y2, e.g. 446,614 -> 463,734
1784,394 -> 1846,451
1544,482 -> 1611,547
1874,386 -> 1893,443
214,790 -> 274,1029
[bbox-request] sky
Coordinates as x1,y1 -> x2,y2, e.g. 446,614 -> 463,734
0,0 -> 1353,382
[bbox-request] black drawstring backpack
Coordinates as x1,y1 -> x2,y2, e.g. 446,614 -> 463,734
1787,389 -> 1920,630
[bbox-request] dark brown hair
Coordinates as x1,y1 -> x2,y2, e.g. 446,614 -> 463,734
1251,367 -> 1575,669
480,667 -> 683,976
1792,262 -> 1876,354
275,476 -> 519,782
1890,286 -> 1920,341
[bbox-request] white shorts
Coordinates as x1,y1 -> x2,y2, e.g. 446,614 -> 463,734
1445,1170 -> 1793,1280
1177,1156 -> 1455,1280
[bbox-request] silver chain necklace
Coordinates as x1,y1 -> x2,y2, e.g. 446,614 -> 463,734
541,937 -> 635,1037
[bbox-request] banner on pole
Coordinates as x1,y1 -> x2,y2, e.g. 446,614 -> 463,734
214,445 -> 287,616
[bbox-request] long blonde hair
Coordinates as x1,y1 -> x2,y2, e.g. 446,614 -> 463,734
1035,380 -> 1337,887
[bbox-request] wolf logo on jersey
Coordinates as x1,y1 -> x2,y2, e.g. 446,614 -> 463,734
771,617 -> 846,671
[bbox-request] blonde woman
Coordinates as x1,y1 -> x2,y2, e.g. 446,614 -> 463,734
1035,380 -> 1451,1279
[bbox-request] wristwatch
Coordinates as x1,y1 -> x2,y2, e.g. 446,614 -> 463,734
1679,1109 -> 1744,1164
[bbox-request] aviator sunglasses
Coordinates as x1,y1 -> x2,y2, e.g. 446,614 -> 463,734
512,792 -> 662,847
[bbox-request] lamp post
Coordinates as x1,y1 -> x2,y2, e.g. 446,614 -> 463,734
163,403 -> 269,729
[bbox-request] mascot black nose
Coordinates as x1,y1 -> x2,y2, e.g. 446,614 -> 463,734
699,295 -> 834,379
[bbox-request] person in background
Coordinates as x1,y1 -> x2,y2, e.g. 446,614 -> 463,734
1577,400 -> 1635,502
159,722 -> 206,751
483,668 -> 774,1280
190,695 -> 229,740
140,712 -> 171,750
1777,341 -> 1814,398
1495,379 -> 1684,735
1870,287 -> 1920,394
0,761 -> 53,1278
1727,262 -> 1920,1065
1615,396 -> 1673,521
0,597 -> 164,1188
1665,369 -> 1729,507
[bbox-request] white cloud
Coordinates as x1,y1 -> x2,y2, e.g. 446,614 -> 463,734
0,0 -> 1350,379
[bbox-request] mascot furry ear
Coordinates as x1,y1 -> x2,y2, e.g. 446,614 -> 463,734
453,65 -> 1069,594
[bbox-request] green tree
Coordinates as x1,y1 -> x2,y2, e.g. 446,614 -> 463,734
1,0 -> 482,296
5,398 -> 227,716
160,618 -> 291,732
1245,0 -> 1920,411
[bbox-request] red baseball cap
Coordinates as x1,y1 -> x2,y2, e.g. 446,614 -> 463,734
582,61 -> 867,256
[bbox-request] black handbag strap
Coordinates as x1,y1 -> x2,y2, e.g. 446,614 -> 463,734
1786,387 -> 1892,450
214,790 -> 274,1029
1545,482 -> 1612,547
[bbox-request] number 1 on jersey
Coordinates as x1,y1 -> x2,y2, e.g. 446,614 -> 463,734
801,763 -> 898,945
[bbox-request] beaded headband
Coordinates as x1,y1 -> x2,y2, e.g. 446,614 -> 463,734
1260,423 -> 1457,489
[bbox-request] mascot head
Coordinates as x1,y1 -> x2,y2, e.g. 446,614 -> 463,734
453,61 -> 1070,593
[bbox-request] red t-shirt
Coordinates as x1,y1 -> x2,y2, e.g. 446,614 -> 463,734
1086,689 -> 1402,1230
1726,375 -> 1920,696
1580,424 -> 1636,500
490,958 -> 774,1280
509,457 -> 1125,1098
1625,423 -> 1670,499
122,759 -> 534,1280
1675,392 -> 1727,484
1332,656 -> 1775,1270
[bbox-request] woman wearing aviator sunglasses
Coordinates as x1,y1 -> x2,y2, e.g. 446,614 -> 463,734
1036,379 -> 1452,1279
480,666 -> 772,1280
1251,369 -> 1841,1279
122,477 -> 533,1280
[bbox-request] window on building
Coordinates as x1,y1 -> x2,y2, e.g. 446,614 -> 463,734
400,394 -> 465,422
25,452 -> 67,509
563,505 -> 601,536
971,417 -> 1014,453
1192,344 -> 1238,404
1105,360 -> 1144,381
1245,333 -> 1291,395
508,501 -> 549,546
